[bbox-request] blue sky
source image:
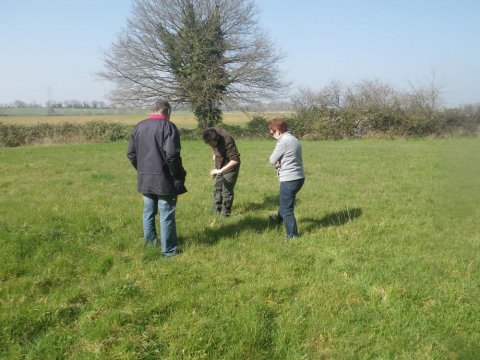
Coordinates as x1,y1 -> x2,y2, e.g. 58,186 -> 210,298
1,0 -> 479,107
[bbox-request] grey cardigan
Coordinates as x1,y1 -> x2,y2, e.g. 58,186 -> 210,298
269,132 -> 305,182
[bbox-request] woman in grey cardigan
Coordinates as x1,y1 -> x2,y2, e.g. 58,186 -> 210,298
268,118 -> 305,240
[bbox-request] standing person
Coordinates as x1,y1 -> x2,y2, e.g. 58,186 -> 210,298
127,99 -> 187,257
268,118 -> 305,240
202,128 -> 240,217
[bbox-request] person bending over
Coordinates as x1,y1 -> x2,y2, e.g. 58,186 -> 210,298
202,128 -> 240,217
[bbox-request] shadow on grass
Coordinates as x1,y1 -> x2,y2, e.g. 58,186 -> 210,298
238,194 -> 279,213
192,207 -> 362,246
199,215 -> 272,245
302,208 -> 363,233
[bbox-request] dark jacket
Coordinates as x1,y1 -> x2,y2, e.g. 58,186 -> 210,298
127,115 -> 187,195
213,128 -> 241,172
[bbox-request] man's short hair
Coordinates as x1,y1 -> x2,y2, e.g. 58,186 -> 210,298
202,128 -> 219,144
153,99 -> 171,116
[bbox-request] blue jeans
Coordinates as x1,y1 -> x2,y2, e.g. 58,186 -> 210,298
278,178 -> 305,238
143,194 -> 179,256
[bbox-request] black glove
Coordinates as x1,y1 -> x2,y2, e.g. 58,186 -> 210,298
174,180 -> 187,195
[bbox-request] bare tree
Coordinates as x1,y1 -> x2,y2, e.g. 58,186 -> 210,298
345,79 -> 400,111
407,68 -> 444,112
318,80 -> 346,109
291,87 -> 323,111
98,0 -> 285,127
291,81 -> 348,112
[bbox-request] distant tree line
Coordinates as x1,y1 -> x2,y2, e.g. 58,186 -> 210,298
0,100 -> 109,109
0,99 -> 292,113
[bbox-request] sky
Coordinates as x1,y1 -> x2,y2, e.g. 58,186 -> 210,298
1,0 -> 479,107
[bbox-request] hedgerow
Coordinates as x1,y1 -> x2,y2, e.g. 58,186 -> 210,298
1,108 -> 478,147
0,121 -> 131,147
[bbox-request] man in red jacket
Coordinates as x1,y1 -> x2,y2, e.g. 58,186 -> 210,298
127,99 -> 187,256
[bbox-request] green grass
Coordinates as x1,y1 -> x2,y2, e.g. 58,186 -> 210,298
1,138 -> 479,359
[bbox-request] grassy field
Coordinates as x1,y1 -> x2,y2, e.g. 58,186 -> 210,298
1,138 -> 479,359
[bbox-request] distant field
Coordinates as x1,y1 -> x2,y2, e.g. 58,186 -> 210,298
0,112 -> 254,129
0,111 -> 294,129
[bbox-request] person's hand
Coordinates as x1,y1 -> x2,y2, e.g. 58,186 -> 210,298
174,180 -> 187,194
275,161 -> 281,169
210,169 -> 222,177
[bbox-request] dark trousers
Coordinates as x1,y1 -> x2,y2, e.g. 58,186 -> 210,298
212,169 -> 239,216
278,178 -> 305,237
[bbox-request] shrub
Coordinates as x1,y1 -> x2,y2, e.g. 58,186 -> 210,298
284,114 -> 312,138
179,128 -> 202,140
80,121 -> 131,142
436,109 -> 477,136
104,123 -> 130,142
245,116 -> 270,139
0,122 -> 132,147
283,106 -> 479,139
217,124 -> 246,139
400,113 -> 439,137
0,123 -> 28,147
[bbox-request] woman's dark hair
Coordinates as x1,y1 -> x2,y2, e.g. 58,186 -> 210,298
202,128 -> 219,144
268,118 -> 288,133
